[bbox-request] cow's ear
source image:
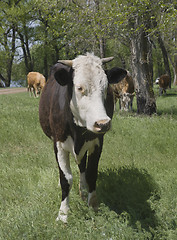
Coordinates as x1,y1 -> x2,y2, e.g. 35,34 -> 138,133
106,67 -> 127,84
54,65 -> 72,86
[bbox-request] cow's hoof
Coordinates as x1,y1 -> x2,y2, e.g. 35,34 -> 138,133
56,212 -> 68,223
88,192 -> 99,212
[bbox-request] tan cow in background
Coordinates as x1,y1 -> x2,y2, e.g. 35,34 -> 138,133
27,72 -> 46,97
111,71 -> 135,111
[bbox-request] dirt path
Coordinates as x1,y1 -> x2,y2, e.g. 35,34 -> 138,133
0,88 -> 27,95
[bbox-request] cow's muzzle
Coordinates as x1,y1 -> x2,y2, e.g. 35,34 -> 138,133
94,119 -> 111,133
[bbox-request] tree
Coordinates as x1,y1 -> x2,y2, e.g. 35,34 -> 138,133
0,1 -> 17,87
16,1 -> 35,74
108,0 -> 156,114
0,0 -> 177,92
131,26 -> 156,114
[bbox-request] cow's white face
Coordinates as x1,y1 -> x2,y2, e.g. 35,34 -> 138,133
70,55 -> 110,133
55,53 -> 127,133
155,77 -> 159,84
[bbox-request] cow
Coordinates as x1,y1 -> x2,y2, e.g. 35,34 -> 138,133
39,53 -> 127,223
111,72 -> 135,111
27,72 -> 46,97
155,74 -> 170,95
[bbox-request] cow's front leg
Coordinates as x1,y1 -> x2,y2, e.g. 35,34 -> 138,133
55,142 -> 73,223
78,152 -> 88,200
86,138 -> 103,211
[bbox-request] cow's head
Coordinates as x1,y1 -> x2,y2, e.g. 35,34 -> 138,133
54,53 -> 127,133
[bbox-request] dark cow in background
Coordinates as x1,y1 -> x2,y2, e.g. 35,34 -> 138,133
155,74 -> 170,95
111,71 -> 135,111
27,72 -> 46,97
39,53 -> 127,223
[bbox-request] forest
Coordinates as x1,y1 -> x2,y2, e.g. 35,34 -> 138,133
0,0 -> 177,114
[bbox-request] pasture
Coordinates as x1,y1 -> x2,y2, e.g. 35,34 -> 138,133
0,87 -> 177,239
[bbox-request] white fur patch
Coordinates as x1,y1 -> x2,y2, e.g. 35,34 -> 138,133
56,142 -> 73,187
60,136 -> 99,164
56,142 -> 73,223
70,53 -> 110,132
56,198 -> 69,223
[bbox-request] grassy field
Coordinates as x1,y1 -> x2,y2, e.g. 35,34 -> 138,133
0,87 -> 177,240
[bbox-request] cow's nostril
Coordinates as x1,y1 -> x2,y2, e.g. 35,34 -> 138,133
94,119 -> 111,133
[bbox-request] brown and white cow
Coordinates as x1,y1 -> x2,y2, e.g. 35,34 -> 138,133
111,72 -> 135,111
155,74 -> 170,95
39,53 -> 127,223
27,72 -> 46,97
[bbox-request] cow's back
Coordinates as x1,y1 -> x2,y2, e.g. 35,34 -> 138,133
40,75 -> 46,89
112,74 -> 134,97
27,72 -> 41,86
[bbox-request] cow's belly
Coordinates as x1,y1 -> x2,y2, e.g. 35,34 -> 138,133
61,136 -> 99,164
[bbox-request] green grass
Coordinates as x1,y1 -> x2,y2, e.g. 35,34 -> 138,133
0,88 -> 177,240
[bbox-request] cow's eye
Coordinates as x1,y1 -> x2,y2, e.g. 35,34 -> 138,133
77,86 -> 85,95
78,86 -> 83,91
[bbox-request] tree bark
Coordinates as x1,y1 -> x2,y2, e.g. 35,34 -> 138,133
131,29 -> 156,115
173,29 -> 177,85
44,23 -> 48,80
174,54 -> 177,85
3,26 -> 16,87
99,37 -> 105,59
157,34 -> 171,88
0,74 -> 6,87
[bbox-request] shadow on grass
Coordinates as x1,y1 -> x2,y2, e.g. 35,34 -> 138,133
155,91 -> 177,98
98,166 -> 160,231
157,104 -> 177,117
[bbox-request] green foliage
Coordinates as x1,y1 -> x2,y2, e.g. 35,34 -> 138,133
0,0 -> 177,85
0,90 -> 177,239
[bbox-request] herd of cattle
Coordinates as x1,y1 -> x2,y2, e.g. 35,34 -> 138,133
27,53 -> 171,223
27,66 -> 170,112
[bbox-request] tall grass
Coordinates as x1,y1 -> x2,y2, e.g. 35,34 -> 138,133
0,88 -> 177,240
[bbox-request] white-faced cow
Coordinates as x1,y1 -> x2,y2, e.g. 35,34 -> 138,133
155,74 -> 170,95
39,53 -> 127,223
111,72 -> 135,111
27,72 -> 46,97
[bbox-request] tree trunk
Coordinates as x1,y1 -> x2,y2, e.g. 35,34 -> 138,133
131,29 -> 156,115
173,28 -> 177,85
18,25 -> 34,74
99,37 -> 105,59
18,31 -> 29,72
4,26 -> 16,87
0,74 -> 6,87
24,25 -> 33,72
168,54 -> 177,85
43,21 -> 48,79
157,34 -> 171,88
168,29 -> 177,85
174,54 -> 177,85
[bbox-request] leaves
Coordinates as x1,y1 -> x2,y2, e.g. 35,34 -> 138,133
0,0 -> 177,86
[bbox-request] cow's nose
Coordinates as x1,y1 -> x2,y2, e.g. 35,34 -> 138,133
94,119 -> 111,133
